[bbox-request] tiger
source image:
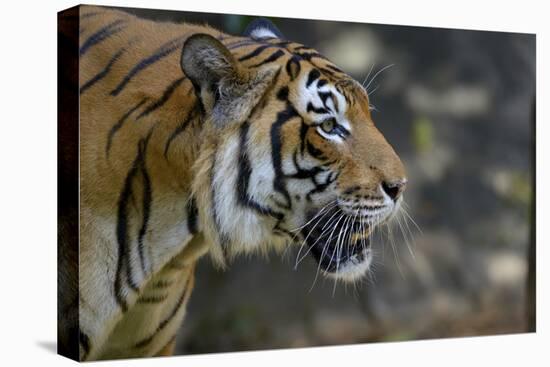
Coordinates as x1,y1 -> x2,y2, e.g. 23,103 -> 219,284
58,4 -> 407,361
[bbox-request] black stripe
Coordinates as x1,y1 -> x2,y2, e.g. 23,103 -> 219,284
113,272 -> 128,312
186,197 -> 199,234
137,135 -> 153,275
134,274 -> 192,348
106,98 -> 148,156
136,76 -> 186,120
137,294 -> 169,304
115,163 -> 141,298
237,121 -> 284,219
251,49 -> 285,67
163,107 -> 197,158
110,36 -> 185,96
295,51 -> 325,61
299,121 -> 308,155
270,103 -> 299,209
319,67 -> 336,77
227,39 -> 260,50
114,128 -> 155,311
306,69 -> 321,88
273,222 -> 294,238
307,102 -> 329,115
306,171 -> 339,201
80,19 -> 126,56
285,56 -> 301,80
334,84 -> 348,102
287,149 -> 325,179
277,86 -> 289,101
293,45 -> 313,51
80,48 -> 126,94
238,44 -> 271,62
343,185 -> 361,195
274,40 -> 294,47
321,91 -> 340,113
318,91 -> 332,109
306,140 -> 326,160
210,149 -> 231,257
226,38 -> 287,51
326,64 -> 344,73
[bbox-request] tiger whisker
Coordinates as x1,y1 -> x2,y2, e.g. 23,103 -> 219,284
367,83 -> 380,97
361,63 -> 376,88
288,200 -> 338,232
294,207 -> 342,268
400,208 -> 418,255
284,201 -> 337,259
308,212 -> 346,292
400,202 -> 423,235
363,63 -> 395,93
395,209 -> 415,261
331,214 -> 352,296
295,208 -> 344,268
327,213 -> 351,275
345,207 -> 359,260
386,219 -> 405,278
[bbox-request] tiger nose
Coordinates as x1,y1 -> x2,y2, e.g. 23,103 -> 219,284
381,178 -> 407,201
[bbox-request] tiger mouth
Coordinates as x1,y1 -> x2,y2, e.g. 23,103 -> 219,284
301,206 -> 373,274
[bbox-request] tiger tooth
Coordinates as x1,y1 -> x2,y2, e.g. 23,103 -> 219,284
350,230 -> 370,244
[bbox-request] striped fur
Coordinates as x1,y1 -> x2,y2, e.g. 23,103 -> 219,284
72,5 -> 406,360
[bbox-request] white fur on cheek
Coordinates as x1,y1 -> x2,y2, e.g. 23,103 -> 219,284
211,131 -> 289,256
213,135 -> 262,251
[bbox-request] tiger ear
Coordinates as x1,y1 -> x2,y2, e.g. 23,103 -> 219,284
181,33 -> 279,126
243,18 -> 284,40
181,34 -> 243,115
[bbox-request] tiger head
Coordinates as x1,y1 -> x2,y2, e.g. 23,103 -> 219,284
184,21 -> 406,282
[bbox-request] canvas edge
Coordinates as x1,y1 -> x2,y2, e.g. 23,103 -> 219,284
58,4 -> 81,362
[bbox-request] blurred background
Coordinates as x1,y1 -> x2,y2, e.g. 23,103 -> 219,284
122,6 -> 536,355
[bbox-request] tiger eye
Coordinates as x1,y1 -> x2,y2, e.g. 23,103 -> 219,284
321,118 -> 335,133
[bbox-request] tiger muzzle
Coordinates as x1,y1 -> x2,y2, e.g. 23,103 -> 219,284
301,206 -> 371,273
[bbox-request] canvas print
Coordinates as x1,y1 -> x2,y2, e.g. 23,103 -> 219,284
57,4 -> 535,361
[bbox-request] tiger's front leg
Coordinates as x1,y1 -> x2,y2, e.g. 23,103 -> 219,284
98,262 -> 196,359
80,232 -> 208,360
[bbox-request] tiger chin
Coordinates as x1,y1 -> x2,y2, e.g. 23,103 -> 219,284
68,5 -> 407,361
